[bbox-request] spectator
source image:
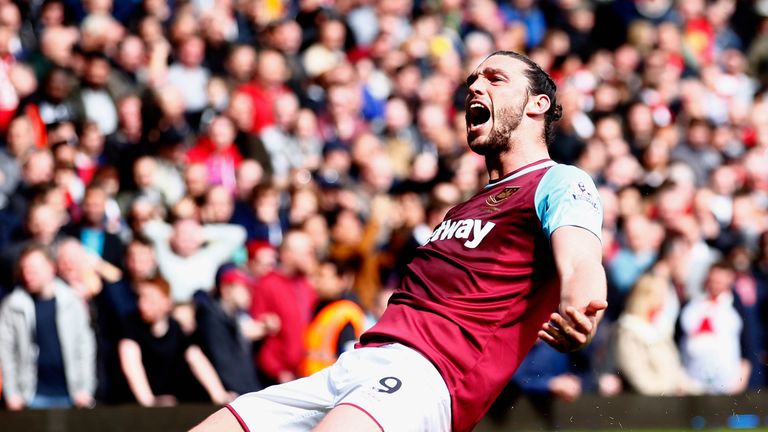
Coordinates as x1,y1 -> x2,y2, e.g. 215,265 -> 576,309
167,35 -> 210,130
236,49 -> 291,134
75,52 -> 119,136
614,274 -> 699,395
679,262 -> 751,394
142,216 -> 246,305
62,183 -> 124,268
195,266 -> 277,395
299,258 -> 366,377
0,243 -> 96,410
187,115 -> 243,194
118,275 -> 231,406
250,229 -> 317,385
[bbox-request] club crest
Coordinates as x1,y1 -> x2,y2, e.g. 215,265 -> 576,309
486,186 -> 520,206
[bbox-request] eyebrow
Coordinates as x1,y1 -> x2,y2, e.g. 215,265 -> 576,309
466,67 -> 510,87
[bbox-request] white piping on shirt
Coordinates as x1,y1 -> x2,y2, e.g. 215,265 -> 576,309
484,160 -> 557,189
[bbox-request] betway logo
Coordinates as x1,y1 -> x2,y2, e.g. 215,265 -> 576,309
427,219 -> 496,249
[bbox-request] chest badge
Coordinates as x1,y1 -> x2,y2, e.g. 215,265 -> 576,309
486,186 -> 520,206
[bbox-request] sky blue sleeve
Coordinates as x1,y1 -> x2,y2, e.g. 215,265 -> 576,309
534,165 -> 603,241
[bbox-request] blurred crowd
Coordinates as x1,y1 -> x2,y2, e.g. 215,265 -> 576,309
1,0 -> 768,415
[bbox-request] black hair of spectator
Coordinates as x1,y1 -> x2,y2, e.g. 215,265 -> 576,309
325,255 -> 361,278
488,51 -> 563,146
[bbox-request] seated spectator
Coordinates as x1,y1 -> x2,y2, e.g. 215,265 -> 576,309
195,266 -> 278,396
0,243 -> 96,410
679,262 -> 751,394
118,275 -> 231,406
299,258 -> 366,377
614,274 -> 700,395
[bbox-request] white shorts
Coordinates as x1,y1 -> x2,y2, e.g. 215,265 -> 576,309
227,343 -> 451,432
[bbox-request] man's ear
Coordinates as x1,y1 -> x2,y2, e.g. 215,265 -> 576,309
527,94 -> 551,116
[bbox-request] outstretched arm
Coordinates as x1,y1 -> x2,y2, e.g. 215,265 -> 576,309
539,226 -> 607,352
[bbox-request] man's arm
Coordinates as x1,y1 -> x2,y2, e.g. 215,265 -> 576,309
539,226 -> 607,352
118,338 -> 157,406
200,223 -> 246,263
185,345 -> 232,404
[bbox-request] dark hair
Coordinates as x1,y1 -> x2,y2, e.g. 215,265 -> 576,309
489,51 -> 563,146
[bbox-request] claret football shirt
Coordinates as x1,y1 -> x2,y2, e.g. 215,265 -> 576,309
361,159 -> 602,432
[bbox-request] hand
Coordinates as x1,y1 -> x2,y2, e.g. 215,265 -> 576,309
258,313 -> 281,335
538,300 -> 607,352
211,390 -> 238,406
239,317 -> 267,341
72,391 -> 95,409
153,394 -> 178,407
548,374 -> 582,402
598,373 -> 623,397
5,394 -> 25,411
277,370 -> 295,384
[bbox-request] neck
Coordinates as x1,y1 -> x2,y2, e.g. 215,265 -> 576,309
150,317 -> 169,337
484,140 -> 550,182
220,298 -> 237,316
36,282 -> 56,300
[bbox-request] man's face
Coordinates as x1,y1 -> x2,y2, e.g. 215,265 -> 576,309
137,283 -> 171,324
20,251 -> 55,294
171,219 -> 204,257
705,267 -> 734,298
126,242 -> 156,280
82,189 -> 106,226
465,54 -> 530,155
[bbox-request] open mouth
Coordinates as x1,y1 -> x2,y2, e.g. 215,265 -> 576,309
467,102 -> 491,128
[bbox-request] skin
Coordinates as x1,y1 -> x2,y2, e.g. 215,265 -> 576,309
191,53 -> 607,432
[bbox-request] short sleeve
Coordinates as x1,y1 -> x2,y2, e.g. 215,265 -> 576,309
534,164 -> 603,241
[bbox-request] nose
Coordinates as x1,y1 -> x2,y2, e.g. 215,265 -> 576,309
467,75 -> 488,96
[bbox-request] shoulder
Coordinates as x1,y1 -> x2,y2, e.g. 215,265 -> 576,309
535,164 -> 600,207
537,164 -> 596,192
1,288 -> 31,310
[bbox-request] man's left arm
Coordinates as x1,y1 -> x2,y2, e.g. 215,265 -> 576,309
539,226 -> 607,352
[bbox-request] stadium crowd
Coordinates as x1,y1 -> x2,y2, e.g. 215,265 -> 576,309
1,0 -> 768,416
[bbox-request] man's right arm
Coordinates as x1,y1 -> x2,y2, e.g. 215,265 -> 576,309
142,219 -> 173,244
118,338 -> 156,406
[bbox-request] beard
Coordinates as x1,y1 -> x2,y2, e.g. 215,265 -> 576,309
469,103 -> 524,156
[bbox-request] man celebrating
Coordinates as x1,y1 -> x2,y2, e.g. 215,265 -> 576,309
193,51 -> 606,432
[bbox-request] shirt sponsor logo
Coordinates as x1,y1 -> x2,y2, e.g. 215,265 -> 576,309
427,218 -> 496,249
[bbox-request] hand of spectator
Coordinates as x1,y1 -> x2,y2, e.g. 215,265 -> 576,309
260,313 -> 281,335
72,391 -> 95,409
239,317 -> 268,341
539,300 -> 607,352
549,374 -> 582,402
153,395 -> 178,407
5,394 -> 25,410
211,390 -> 238,406
598,373 -> 623,397
277,370 -> 296,384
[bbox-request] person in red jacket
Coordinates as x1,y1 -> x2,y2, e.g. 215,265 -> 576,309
250,229 -> 317,385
